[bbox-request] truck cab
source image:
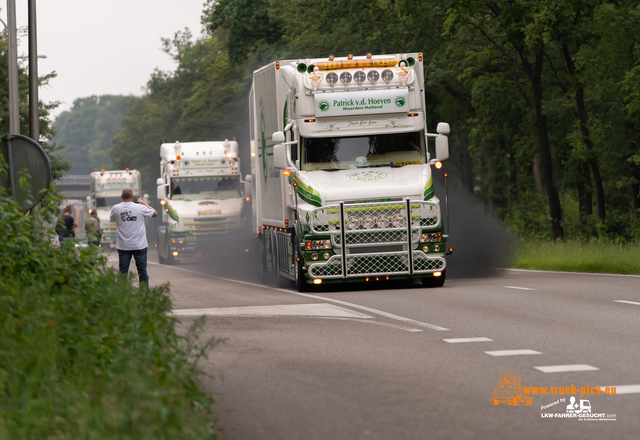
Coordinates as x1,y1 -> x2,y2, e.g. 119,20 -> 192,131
250,53 -> 451,291
156,140 -> 250,264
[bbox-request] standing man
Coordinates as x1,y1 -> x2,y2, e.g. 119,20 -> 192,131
110,188 -> 157,284
56,205 -> 77,246
85,209 -> 102,247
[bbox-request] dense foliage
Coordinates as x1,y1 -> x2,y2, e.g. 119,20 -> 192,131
52,95 -> 134,174
0,32 -> 71,180
109,0 -> 640,241
0,171 -> 218,439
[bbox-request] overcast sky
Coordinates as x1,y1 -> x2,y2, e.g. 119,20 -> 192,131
3,0 -> 206,119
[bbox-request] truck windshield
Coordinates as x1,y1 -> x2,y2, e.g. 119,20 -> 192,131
96,197 -> 122,207
301,131 -> 425,171
171,176 -> 240,200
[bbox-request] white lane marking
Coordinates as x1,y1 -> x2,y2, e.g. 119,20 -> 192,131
614,300 -> 640,306
148,262 -> 449,331
534,364 -> 599,373
485,349 -> 541,356
171,303 -> 372,319
443,337 -> 493,343
319,317 -> 423,333
596,385 -> 640,395
505,286 -> 535,291
501,268 -> 640,278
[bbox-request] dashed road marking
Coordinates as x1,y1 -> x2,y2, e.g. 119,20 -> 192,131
485,349 -> 541,356
505,286 -> 535,291
534,364 -> 599,373
443,337 -> 493,343
171,303 -> 372,319
614,300 -> 640,306
596,384 -> 640,395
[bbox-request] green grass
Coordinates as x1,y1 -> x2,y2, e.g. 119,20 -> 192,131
514,239 -> 640,274
0,175 -> 219,439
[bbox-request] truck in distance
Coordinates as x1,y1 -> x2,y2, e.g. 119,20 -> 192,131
156,140 -> 250,264
87,169 -> 145,248
249,52 -> 451,291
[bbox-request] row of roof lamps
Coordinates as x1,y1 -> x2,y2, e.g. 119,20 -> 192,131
96,168 -> 137,176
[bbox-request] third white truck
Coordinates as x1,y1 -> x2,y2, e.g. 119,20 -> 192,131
249,52 -> 452,291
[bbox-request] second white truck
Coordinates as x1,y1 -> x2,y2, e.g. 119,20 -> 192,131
156,140 -> 250,264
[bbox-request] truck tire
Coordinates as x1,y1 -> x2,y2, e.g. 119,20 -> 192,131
421,269 -> 446,288
259,234 -> 275,285
293,235 -> 310,292
157,229 -> 168,265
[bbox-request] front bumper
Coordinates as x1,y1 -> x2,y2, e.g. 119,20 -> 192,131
304,199 -> 445,280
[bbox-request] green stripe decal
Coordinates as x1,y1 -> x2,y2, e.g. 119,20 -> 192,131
289,175 -> 322,207
424,176 -> 434,200
167,205 -> 179,222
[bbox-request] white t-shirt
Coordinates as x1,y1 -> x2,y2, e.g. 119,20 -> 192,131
110,201 -> 154,250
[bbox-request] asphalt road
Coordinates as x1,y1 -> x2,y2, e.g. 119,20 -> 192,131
109,249 -> 640,439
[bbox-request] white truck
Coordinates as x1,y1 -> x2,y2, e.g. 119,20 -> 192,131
86,169 -> 145,248
156,140 -> 250,264
249,52 -> 452,291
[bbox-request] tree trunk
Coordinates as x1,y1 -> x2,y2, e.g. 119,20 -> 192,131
562,44 -> 606,221
578,163 -> 592,218
519,48 -> 564,240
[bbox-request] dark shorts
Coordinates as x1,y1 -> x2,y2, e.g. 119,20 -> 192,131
118,247 -> 149,284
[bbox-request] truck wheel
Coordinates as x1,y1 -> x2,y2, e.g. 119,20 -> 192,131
157,229 -> 168,265
294,242 -> 309,292
421,269 -> 446,288
259,234 -> 275,285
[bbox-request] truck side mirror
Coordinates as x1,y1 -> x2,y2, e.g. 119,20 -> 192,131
273,144 -> 289,170
156,178 -> 164,186
157,178 -> 166,200
437,122 -> 450,135
272,131 -> 285,143
435,135 -> 449,161
244,180 -> 251,197
143,194 -> 149,203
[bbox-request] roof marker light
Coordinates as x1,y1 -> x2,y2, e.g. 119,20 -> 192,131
276,61 -> 280,69
347,54 -> 353,60
435,161 -> 443,169
407,113 -> 419,117
366,53 -> 372,59
328,55 -> 334,61
283,170 -> 291,177
304,119 -> 316,123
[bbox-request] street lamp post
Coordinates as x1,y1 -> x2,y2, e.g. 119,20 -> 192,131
28,0 -> 39,142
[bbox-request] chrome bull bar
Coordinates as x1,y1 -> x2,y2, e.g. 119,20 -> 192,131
307,199 -> 444,279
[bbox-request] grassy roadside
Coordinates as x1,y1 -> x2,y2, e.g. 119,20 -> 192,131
513,239 -> 640,275
0,179 -> 219,439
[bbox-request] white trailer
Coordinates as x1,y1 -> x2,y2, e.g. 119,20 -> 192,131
156,140 -> 250,264
249,53 -> 451,291
87,169 -> 145,248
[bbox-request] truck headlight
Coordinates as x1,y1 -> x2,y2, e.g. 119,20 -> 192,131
362,215 -> 374,229
377,216 -> 389,228
420,232 -> 442,243
392,214 -> 404,228
354,71 -> 366,84
382,69 -> 394,81
326,72 -> 338,85
305,239 -> 331,250
347,216 -> 359,230
367,70 -> 380,83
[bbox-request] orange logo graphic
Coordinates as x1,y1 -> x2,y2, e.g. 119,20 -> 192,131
492,371 -> 533,406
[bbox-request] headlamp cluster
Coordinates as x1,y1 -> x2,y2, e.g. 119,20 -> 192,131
305,239 -> 331,250
346,214 -> 405,230
420,232 -> 442,243
324,68 -> 395,86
